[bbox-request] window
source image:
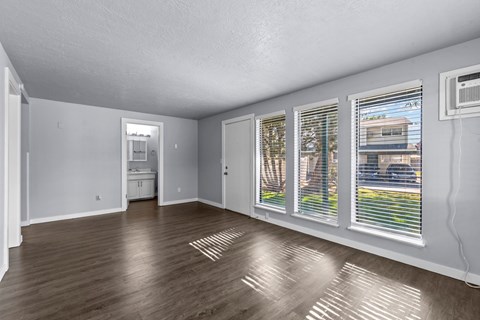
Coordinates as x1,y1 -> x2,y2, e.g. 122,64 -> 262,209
351,82 -> 423,240
294,100 -> 338,222
255,111 -> 286,211
381,127 -> 403,136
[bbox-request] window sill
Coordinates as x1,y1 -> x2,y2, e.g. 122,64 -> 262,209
291,213 -> 339,228
254,205 -> 286,215
348,225 -> 425,248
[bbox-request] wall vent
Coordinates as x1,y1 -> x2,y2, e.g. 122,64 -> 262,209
439,64 -> 480,120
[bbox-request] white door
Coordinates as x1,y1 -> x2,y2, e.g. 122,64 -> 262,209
224,118 -> 251,216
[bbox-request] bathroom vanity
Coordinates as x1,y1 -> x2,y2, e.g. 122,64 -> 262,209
127,169 -> 156,200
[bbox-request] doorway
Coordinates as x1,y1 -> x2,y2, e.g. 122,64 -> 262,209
222,114 -> 254,216
121,118 -> 164,211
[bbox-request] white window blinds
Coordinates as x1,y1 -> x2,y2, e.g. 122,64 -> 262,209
294,103 -> 338,221
256,113 -> 286,210
352,85 -> 422,237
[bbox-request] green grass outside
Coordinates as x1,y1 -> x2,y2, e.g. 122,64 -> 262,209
356,188 -> 421,234
261,191 -> 286,207
261,188 -> 421,234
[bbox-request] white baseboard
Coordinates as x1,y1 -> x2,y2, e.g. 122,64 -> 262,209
30,207 -> 123,225
197,198 -> 224,209
253,214 -> 480,286
161,198 -> 198,206
161,198 -> 224,208
0,263 -> 7,282
20,221 -> 30,227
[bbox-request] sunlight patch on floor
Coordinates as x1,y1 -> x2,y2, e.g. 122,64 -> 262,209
306,262 -> 422,320
241,242 -> 324,301
189,228 -> 245,261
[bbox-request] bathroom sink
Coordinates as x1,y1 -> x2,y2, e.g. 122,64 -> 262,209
128,169 -> 156,181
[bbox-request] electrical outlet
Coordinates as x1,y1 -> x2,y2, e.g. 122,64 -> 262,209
96,195 -> 102,201
177,187 -> 181,193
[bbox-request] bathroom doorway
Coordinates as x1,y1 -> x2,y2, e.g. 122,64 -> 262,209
121,118 -> 164,211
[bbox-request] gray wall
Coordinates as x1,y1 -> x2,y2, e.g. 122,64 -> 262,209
29,98 -> 198,219
0,42 -> 23,272
198,38 -> 480,276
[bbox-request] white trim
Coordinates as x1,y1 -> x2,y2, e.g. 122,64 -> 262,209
3,70 -> 8,266
291,213 -> 339,227
221,124 -> 225,208
253,214 -> 480,286
254,204 -> 286,215
29,207 -> 123,225
8,92 -> 21,248
250,116 -> 255,218
161,198 -> 198,206
293,111 -> 299,212
255,118 -> 261,206
0,263 -> 6,282
221,114 -> 255,215
347,79 -> 423,101
222,114 -> 255,125
3,67 -> 21,274
254,109 -> 285,120
197,198 -> 224,209
121,118 -> 164,211
350,100 -> 357,226
25,152 -> 30,225
348,225 -> 425,247
20,221 -> 30,227
292,98 -> 339,112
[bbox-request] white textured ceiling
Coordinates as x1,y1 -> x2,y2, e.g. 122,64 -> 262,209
1,1 -> 480,119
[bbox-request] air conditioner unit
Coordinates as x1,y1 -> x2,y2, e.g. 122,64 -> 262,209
440,64 -> 480,120
456,72 -> 480,108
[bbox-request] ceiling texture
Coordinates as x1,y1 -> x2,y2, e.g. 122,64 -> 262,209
1,1 -> 480,119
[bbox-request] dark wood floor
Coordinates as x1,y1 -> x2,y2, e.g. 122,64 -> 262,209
0,200 -> 479,319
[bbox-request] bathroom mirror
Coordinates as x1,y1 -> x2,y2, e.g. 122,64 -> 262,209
127,136 -> 147,161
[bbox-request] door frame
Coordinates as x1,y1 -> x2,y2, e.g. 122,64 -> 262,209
21,84 -> 30,226
121,118 -> 164,211
3,67 -> 21,276
221,114 -> 255,216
